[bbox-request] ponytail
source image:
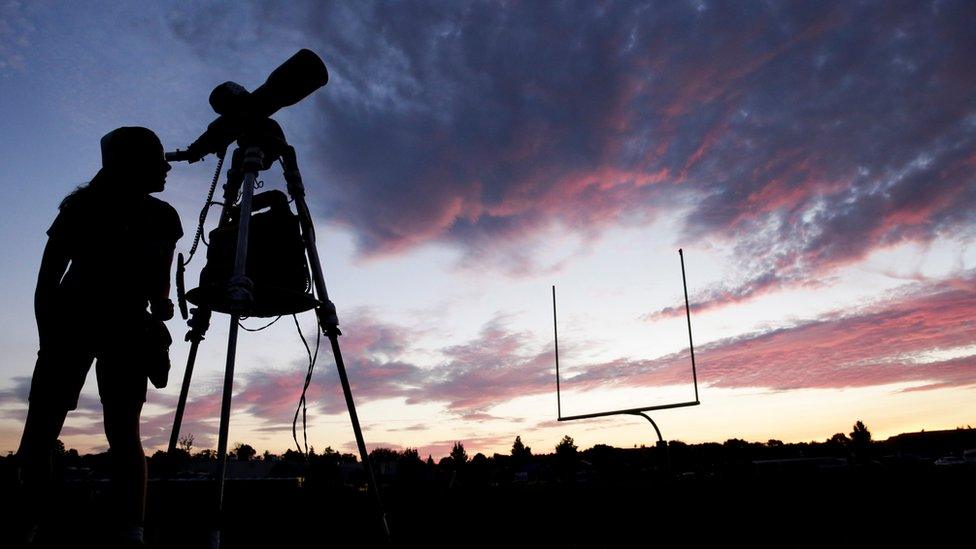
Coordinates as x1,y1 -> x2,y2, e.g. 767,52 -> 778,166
59,169 -> 129,210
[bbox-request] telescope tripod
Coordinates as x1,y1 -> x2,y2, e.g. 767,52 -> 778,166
166,135 -> 390,547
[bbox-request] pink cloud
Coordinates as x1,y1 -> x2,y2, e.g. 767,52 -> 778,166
613,274 -> 976,392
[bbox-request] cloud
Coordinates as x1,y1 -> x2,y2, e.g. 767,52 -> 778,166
0,1 -> 37,72
161,0 -> 976,296
0,376 -> 32,414
402,315 -> 554,412
387,422 -> 429,432
195,0 -> 976,290
586,272 -> 976,392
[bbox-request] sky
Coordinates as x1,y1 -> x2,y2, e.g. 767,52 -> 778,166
0,0 -> 974,459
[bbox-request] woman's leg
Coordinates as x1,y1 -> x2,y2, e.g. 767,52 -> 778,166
15,401 -> 72,538
102,399 -> 147,530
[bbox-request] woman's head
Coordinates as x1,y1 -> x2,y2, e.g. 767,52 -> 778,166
60,127 -> 172,210
97,126 -> 171,194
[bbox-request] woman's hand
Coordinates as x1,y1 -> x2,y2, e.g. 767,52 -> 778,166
150,298 -> 175,321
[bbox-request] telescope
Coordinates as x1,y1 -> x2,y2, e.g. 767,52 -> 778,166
163,48 -> 391,547
166,48 -> 329,163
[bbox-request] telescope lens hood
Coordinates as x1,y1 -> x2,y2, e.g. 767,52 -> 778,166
252,49 -> 329,117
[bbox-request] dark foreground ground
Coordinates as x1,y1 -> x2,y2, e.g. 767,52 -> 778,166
1,464 -> 972,548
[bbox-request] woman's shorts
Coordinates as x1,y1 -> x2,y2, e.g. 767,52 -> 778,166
27,334 -> 149,411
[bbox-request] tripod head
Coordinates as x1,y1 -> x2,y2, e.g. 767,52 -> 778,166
166,49 -> 328,163
234,118 -> 289,171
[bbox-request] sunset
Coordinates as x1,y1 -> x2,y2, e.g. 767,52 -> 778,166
0,1 -> 973,546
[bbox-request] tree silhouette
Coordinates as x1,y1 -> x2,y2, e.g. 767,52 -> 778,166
850,420 -> 873,463
511,436 -> 532,472
450,442 -> 468,465
850,420 -> 872,446
369,447 -> 400,463
511,436 -> 532,460
231,443 -> 257,462
827,432 -> 850,446
555,435 -> 578,458
178,433 -> 194,454
555,435 -> 579,481
400,448 -> 421,462
394,448 -> 424,482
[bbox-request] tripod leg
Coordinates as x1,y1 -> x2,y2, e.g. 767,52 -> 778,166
209,313 -> 242,549
282,145 -> 391,542
322,312 -> 392,540
168,307 -> 212,457
210,147 -> 262,549
167,339 -> 200,455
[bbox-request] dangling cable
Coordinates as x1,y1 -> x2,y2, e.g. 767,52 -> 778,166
292,313 -> 321,458
238,315 -> 283,332
181,147 -> 228,267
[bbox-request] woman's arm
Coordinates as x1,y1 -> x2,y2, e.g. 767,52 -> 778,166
149,246 -> 175,321
35,237 -> 70,348
149,203 -> 182,321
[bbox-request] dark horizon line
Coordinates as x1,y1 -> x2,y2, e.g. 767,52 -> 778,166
7,423 -> 972,461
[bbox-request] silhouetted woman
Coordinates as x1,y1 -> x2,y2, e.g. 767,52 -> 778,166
16,127 -> 182,546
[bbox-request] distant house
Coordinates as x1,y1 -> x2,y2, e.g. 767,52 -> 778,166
885,428 -> 976,458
